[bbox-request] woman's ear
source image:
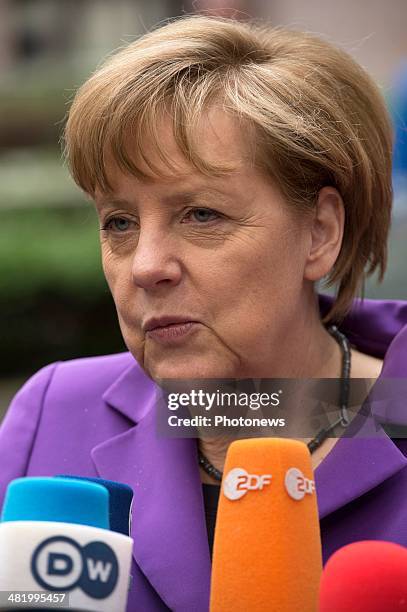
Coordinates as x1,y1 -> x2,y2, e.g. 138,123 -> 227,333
304,186 -> 345,282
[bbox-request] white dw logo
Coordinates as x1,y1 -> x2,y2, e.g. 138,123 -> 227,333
285,467 -> 315,500
223,468 -> 272,501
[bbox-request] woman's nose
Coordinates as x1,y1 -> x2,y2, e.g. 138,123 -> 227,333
130,230 -> 182,290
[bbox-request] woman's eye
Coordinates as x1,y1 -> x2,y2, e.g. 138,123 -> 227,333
103,217 -> 131,232
184,208 -> 219,223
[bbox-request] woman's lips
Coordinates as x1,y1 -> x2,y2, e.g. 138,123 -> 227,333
146,321 -> 198,344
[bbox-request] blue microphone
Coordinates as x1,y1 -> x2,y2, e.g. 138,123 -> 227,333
0,477 -> 133,611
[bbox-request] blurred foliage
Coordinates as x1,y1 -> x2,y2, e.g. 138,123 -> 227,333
1,206 -> 102,295
0,202 -> 126,377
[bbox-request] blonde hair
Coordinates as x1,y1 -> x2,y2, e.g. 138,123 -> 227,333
64,15 -> 393,322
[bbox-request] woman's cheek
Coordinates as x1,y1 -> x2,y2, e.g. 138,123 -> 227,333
101,247 -> 130,292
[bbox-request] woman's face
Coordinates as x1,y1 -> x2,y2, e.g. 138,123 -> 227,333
94,108 -> 313,382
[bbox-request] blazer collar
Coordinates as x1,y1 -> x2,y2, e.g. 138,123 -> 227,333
100,360 -> 152,425
316,298 -> 407,517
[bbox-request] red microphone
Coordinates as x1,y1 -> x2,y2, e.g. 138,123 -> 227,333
319,540 -> 407,611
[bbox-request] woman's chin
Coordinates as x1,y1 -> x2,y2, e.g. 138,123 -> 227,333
144,359 -> 235,384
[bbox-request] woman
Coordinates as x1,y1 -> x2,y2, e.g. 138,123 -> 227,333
1,15 -> 407,612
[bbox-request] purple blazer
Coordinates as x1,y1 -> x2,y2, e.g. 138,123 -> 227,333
1,296 -> 407,611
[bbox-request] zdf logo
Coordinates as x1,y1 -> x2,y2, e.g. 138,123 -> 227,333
285,467 -> 315,501
31,536 -> 118,599
223,468 -> 272,500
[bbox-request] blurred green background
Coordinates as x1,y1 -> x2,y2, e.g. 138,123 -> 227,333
1,0 -> 407,416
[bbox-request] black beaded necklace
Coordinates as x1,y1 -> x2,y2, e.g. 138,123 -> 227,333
198,325 -> 351,482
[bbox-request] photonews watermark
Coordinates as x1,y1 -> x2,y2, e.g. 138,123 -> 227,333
153,378 -> 407,439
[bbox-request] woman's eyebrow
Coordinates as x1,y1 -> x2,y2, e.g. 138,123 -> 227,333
95,188 -> 233,210
161,188 -> 233,206
94,197 -> 132,211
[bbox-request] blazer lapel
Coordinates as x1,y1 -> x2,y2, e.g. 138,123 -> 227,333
316,425 -> 407,520
90,362 -> 211,612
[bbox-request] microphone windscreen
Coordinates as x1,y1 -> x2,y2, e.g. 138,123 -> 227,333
319,540 -> 407,612
1,477 -> 109,528
57,475 -> 133,536
210,438 -> 322,612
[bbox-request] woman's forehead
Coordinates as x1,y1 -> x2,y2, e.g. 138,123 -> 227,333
94,166 -> 249,208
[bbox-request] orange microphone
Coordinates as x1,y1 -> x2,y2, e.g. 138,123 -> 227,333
210,438 -> 322,611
